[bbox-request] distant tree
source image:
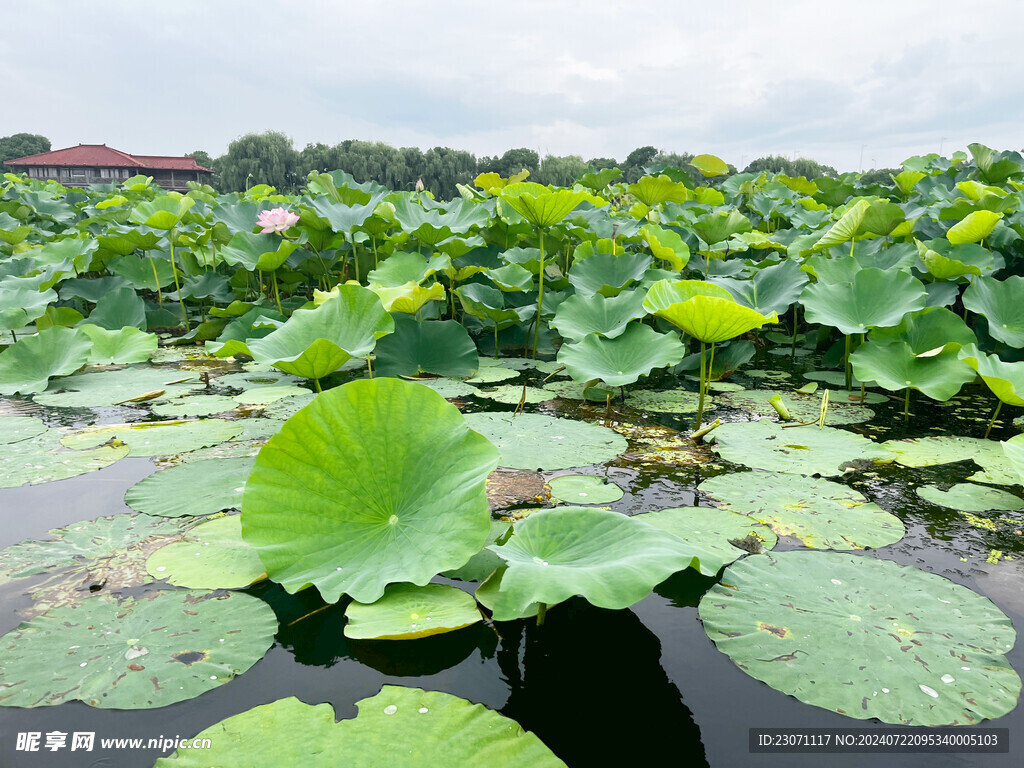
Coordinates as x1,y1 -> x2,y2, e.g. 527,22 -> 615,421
624,145 -> 659,182
0,133 -> 51,166
790,157 -> 838,179
535,154 -> 588,187
586,157 -> 619,171
858,167 -> 901,186
743,155 -> 837,179
654,151 -> 695,170
297,142 -> 337,176
497,148 -> 540,178
421,147 -> 478,200
218,131 -> 299,193
185,150 -> 214,169
400,146 -> 426,189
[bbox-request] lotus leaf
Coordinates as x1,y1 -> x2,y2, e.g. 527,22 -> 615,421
344,583 -> 481,640
486,507 -> 698,614
155,687 -> 565,767
628,175 -> 690,206
83,286 -> 147,330
800,268 -> 927,335
262,390 -> 317,420
34,366 -> 205,408
374,316 -> 479,378
413,376 -> 479,399
811,198 -> 870,252
463,413 -> 626,470
0,327 -> 91,395
220,230 -> 301,271
947,210 -> 1002,245
0,416 -> 46,444
0,590 -> 277,709
1003,434 -> 1024,484
692,210 -> 752,246
232,385 -> 307,405
500,184 -> 606,228
62,419 -> 244,457
643,279 -> 778,342
241,378 -> 499,603
475,384 -> 553,405
625,388 -> 707,414
79,324 -> 158,364
870,306 -> 976,353
466,365 -> 519,383
247,286 -> 393,383
368,280 -> 447,314
717,388 -> 872,425
641,223 -> 690,270
151,394 -> 240,418
957,344 -> 1024,406
962,276 -> 1024,348
699,551 -> 1021,725
0,427 -> 129,488
549,475 -> 623,505
850,341 -> 975,401
916,483 -> 1024,513
549,290 -> 648,342
713,420 -> 894,477
456,283 -> 535,329
557,324 -> 685,388
567,251 -> 652,297
699,471 -> 904,549
633,506 -> 778,573
540,380 -> 609,402
690,154 -> 730,177
216,369 -> 300,388
0,277 -> 56,332
125,457 -> 255,517
711,259 -> 808,317
881,435 -> 1020,485
147,515 -> 265,589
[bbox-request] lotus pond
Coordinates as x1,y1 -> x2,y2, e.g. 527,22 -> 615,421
1,150 -> 1023,766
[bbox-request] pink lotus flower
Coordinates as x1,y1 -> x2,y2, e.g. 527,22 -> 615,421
257,207 -> 299,233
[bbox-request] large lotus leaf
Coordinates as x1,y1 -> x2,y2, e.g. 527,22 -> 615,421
650,293 -> 777,343
79,324 -> 158,364
485,263 -> 535,291
487,507 -> 699,613
869,306 -> 976,354
344,583 -> 481,640
810,198 -> 870,252
850,340 -> 975,401
625,388 -> 707,414
500,184 -> 606,228
156,687 -> 565,767
947,210 -> 1002,245
567,251 -> 652,297
699,471 -> 904,549
367,251 -> 448,287
641,223 -> 690,270
374,315 -> 479,378
881,435 -> 1019,485
83,286 -> 148,330
1003,434 -> 1024,484
33,366 -> 205,407
0,277 -> 56,332
699,551 -> 1021,725
963,276 -> 1024,348
463,412 -> 626,470
220,230 -> 301,271
627,175 -> 690,206
147,515 -> 265,589
713,420 -> 894,477
108,254 -> 175,291
150,394 -> 240,418
248,286 -> 393,381
129,195 -> 195,230
711,259 -> 809,317
549,475 -> 623,505
0,428 -> 130,488
456,283 -> 534,329
957,344 -> 1024,406
61,419 -> 244,457
0,590 -> 277,709
557,324 -> 685,387
692,209 -> 752,246
632,506 -> 778,574
125,457 -> 255,517
0,326 -> 91,395
0,416 -> 47,444
690,153 -> 730,177
860,200 -> 906,236
549,291 -> 647,342
717,388 -> 872,425
474,384 -> 551,405
916,483 -> 1024,513
241,378 -> 499,603
800,268 -> 927,334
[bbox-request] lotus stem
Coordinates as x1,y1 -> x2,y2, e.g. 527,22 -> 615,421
536,603 -> 547,627
533,230 -> 545,358
148,256 -> 163,304
706,342 -> 717,394
272,270 -> 283,315
769,394 -> 792,421
984,401 -> 1003,440
691,418 -> 721,443
352,239 -> 361,284
168,229 -> 189,330
313,378 -> 322,393
903,388 -> 911,422
371,237 -> 379,268
494,325 -> 500,358
694,341 -> 707,431
366,355 -> 373,379
790,304 -> 798,359
844,334 -> 852,390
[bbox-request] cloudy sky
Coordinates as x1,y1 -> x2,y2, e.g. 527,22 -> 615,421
5,0 -> 1021,172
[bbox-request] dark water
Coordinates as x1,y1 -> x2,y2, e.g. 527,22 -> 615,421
0,359 -> 1022,768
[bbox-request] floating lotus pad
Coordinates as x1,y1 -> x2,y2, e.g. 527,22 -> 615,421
1005,434 -> 1024,484
717,389 -> 873,426
463,413 -> 627,470
79,324 -> 158,364
0,416 -> 46,445
0,429 -> 130,488
147,515 -> 266,589
126,457 -> 255,517
466,366 -> 519,384
474,384 -> 553,405
486,507 -> 700,616
33,366 -> 205,408
548,475 -> 623,505
0,590 -> 278,709
344,583 -> 481,640
215,370 -> 301,389
150,394 -> 240,418
915,483 -> 1024,513
540,380 -> 608,402
699,551 -> 1021,725
633,506 -> 778,573
699,471 -> 905,549
406,376 -> 478,399
262,391 -> 316,420
882,436 -> 1019,485
625,388 -> 708,414
153,687 -> 566,767
61,419 -> 244,457
713,420 -> 894,477
242,378 -> 499,603
232,385 -> 308,405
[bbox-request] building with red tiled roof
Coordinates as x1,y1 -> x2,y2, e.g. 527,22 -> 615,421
4,144 -> 213,192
